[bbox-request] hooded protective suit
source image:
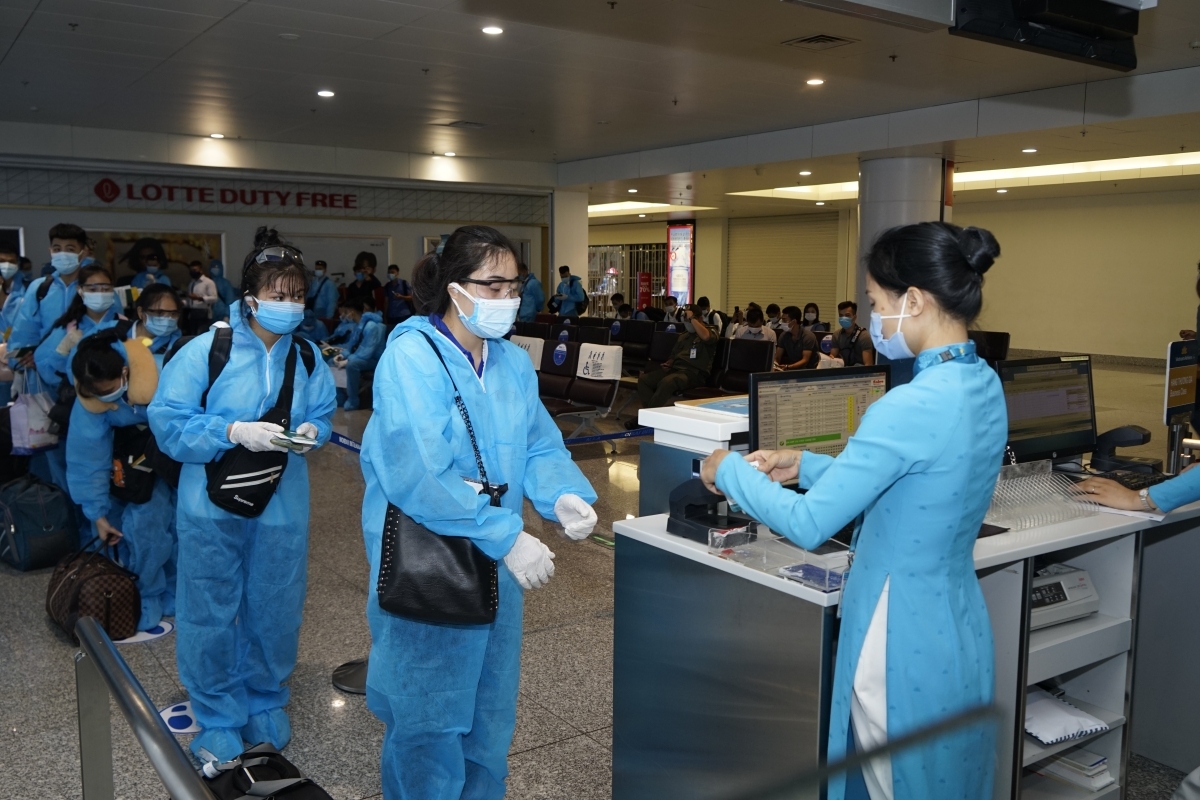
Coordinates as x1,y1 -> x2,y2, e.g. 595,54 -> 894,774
361,315 -> 596,800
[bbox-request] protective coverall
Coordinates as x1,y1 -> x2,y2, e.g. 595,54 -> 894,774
307,275 -> 339,320
148,323 -> 336,762
66,337 -> 177,630
714,341 -> 1006,800
209,261 -> 238,323
361,315 -> 596,800
338,310 -> 385,410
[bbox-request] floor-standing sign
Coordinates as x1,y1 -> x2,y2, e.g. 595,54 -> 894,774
1164,340 -> 1198,473
667,222 -> 694,305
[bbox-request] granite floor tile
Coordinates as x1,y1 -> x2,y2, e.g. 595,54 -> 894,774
507,734 -> 613,800
511,693 -> 583,755
587,725 -> 613,750
519,617 -> 614,734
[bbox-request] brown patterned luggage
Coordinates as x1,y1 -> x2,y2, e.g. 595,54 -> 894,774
45,542 -> 140,644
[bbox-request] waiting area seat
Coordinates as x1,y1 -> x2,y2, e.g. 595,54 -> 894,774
680,338 -> 776,399
535,340 -> 621,440
607,319 -> 655,374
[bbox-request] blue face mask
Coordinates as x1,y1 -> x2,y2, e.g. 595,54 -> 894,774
144,316 -> 178,337
838,316 -> 853,330
252,299 -> 304,335
146,265 -> 159,274
869,296 -> 915,360
51,251 -> 80,275
96,379 -> 127,404
82,290 -> 115,313
210,266 -> 222,279
354,272 -> 365,282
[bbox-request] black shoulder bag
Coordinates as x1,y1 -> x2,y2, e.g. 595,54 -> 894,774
376,331 -> 499,625
204,339 -> 299,518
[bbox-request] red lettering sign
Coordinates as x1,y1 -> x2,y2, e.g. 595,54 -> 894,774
94,178 -> 119,203
95,178 -> 367,214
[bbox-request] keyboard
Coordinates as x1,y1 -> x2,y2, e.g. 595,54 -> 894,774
1092,470 -> 1168,491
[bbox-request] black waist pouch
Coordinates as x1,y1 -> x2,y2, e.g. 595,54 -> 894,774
205,343 -> 298,519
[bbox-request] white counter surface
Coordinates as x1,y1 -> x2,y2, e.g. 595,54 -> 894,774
614,499 -> 1200,606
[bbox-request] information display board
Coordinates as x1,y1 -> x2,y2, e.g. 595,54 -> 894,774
1164,340 -> 1198,425
667,223 -> 694,305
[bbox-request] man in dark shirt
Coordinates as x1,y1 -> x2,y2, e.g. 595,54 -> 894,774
776,305 -> 818,369
830,300 -> 875,367
345,251 -> 382,305
635,307 -> 718,410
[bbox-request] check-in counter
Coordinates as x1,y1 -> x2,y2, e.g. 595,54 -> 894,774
619,405 -> 1200,800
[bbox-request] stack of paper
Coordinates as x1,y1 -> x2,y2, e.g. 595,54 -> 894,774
1025,689 -> 1110,745
1033,747 -> 1116,792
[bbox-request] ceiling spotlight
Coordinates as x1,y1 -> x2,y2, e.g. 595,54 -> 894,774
317,90 -> 335,98
1022,148 -> 1037,153
815,201 -> 826,206
210,133 -> 224,139
997,189 -> 1008,193
482,26 -> 503,34
799,170 -> 812,176
628,188 -> 638,193
444,152 -> 456,157
806,78 -> 825,86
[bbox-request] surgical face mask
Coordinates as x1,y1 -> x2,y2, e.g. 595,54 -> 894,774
51,251 -> 80,274
251,299 -> 304,335
313,269 -> 325,277
144,315 -> 178,337
146,264 -> 160,274
838,316 -> 853,330
869,295 -> 916,360
354,271 -> 365,282
82,290 -> 115,313
804,311 -> 817,323
95,379 -> 127,404
389,273 -> 399,282
665,305 -> 677,315
0,262 -> 17,280
210,266 -> 223,278
449,282 -> 520,340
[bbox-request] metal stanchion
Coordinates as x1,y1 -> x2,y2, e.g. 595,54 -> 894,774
1168,423 -> 1188,475
332,659 -> 368,694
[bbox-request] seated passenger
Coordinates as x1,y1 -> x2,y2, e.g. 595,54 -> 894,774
332,298 -> 386,411
634,306 -> 717,411
776,305 -> 818,370
68,330 -> 178,631
735,307 -> 777,343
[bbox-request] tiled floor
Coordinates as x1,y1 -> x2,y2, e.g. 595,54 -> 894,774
0,366 -> 1190,799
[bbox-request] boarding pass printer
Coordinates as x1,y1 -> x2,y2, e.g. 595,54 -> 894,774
1030,565 -> 1101,631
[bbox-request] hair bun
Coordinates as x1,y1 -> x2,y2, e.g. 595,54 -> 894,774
958,227 -> 1000,275
253,226 -> 282,250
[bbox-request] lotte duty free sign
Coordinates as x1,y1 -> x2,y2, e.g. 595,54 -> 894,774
93,178 -> 358,210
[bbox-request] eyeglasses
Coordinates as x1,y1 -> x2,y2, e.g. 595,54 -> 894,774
253,246 -> 305,268
460,277 -> 521,299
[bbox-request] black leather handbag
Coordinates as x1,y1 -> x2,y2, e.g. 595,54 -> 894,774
205,341 -> 299,518
376,331 -> 499,625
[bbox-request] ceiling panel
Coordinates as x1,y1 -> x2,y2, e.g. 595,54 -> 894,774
37,0 -> 223,31
224,2 -> 409,39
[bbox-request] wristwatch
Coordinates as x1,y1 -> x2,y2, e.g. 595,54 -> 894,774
1138,488 -> 1159,512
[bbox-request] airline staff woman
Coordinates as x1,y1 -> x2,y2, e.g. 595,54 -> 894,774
701,222 -> 1008,800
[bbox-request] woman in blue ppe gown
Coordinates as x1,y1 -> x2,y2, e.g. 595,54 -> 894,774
34,265 -> 123,395
361,225 -> 600,800
332,297 -> 385,410
701,222 -> 1008,800
126,284 -> 183,368
148,227 -> 337,765
67,330 -> 177,631
209,259 -> 238,323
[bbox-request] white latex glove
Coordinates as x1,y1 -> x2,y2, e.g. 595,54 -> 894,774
228,421 -> 289,453
503,532 -> 556,590
293,422 -> 319,454
554,494 -> 598,540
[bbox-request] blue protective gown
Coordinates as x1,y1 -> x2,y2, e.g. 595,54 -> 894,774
34,307 -> 123,393
209,265 -> 237,323
361,315 -> 597,800
554,275 -> 586,317
1,272 -> 28,340
297,310 -> 329,344
307,276 -> 339,320
714,342 -> 1006,800
517,275 -> 544,322
131,270 -> 172,289
9,273 -> 80,353
339,311 -> 385,410
327,317 -> 355,346
148,323 -> 336,760
131,324 -> 183,370
66,341 -> 177,631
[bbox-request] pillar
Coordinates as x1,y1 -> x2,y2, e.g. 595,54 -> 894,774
551,190 -> 590,280
856,157 -> 949,317
695,218 -> 728,311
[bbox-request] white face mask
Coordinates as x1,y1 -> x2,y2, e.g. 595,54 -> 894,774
869,294 -> 916,360
448,283 -> 520,340
0,261 -> 16,280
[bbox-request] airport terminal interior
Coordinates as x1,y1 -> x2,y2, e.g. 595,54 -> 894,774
4,0 -> 1200,799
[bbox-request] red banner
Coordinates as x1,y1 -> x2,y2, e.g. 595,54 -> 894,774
636,272 -> 652,309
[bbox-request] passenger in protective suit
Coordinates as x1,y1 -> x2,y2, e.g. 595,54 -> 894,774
208,259 -> 238,323
148,227 -> 336,764
331,297 -> 385,411
67,330 -> 177,630
361,225 -> 599,800
34,265 -> 123,395
123,237 -> 172,289
125,284 -> 184,368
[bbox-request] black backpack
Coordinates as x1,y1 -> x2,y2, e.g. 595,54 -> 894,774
202,743 -> 333,800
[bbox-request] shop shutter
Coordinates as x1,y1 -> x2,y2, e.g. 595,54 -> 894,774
726,214 -> 840,318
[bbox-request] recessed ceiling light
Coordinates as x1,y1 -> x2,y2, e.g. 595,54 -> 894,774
997,189 -> 1008,193
799,170 -> 812,176
815,201 -> 825,206
482,26 -> 503,35
210,133 -> 224,139
444,152 -> 456,157
317,90 -> 335,98
1022,148 -> 1037,153
638,214 -> 646,218
278,33 -> 300,40
806,78 -> 825,86
628,188 -> 637,193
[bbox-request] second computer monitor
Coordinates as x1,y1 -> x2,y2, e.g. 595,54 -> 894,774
996,355 -> 1097,463
748,366 -> 891,455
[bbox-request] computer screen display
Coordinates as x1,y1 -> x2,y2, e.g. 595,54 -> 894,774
749,367 -> 891,455
997,356 -> 1097,463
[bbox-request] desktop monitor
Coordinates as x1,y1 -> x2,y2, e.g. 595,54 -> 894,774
748,366 -> 891,455
996,355 -> 1097,463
